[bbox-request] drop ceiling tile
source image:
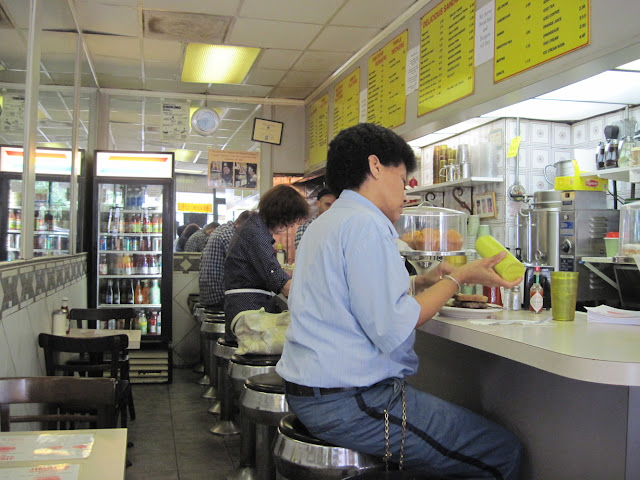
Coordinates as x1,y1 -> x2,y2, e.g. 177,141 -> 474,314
293,51 -> 353,72
255,49 -> 302,70
40,32 -> 78,55
269,86 -> 315,100
239,0 -> 343,24
144,61 -> 180,80
110,98 -> 143,114
279,70 -> 326,88
75,3 -> 139,37
206,84 -> 274,97
246,68 -> 287,86
92,57 -> 141,77
0,31 -> 27,69
142,0 -> 241,16
144,79 -> 208,94
223,109 -> 258,121
2,0 -> 74,30
229,18 -> 322,50
85,35 -> 141,61
331,0 -> 417,27
97,74 -> 143,90
143,39 -> 184,62
309,25 -> 380,52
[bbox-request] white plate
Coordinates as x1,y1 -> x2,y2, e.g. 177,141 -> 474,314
438,305 -> 502,319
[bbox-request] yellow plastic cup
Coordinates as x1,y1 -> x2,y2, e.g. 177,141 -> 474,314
475,235 -> 525,282
550,271 -> 579,321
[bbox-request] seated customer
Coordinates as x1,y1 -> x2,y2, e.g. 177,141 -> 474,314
185,221 -> 220,252
277,123 -> 522,479
199,211 -> 251,309
294,188 -> 337,249
175,223 -> 200,252
223,185 -> 308,341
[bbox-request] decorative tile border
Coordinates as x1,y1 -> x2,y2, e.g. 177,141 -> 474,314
0,254 -> 87,319
173,253 -> 202,273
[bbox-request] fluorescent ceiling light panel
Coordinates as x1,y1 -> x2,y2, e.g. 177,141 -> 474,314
537,70 -> 640,104
481,99 -> 623,121
407,133 -> 452,148
407,118 -> 495,148
182,44 -> 260,84
615,59 -> 640,71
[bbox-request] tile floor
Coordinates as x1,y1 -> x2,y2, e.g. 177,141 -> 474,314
125,367 -> 241,480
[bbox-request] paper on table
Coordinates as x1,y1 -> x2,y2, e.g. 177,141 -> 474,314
0,464 -> 79,480
468,316 -> 555,326
0,434 -> 94,462
585,305 -> 640,325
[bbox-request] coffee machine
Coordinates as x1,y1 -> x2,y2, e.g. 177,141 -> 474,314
518,190 -> 619,304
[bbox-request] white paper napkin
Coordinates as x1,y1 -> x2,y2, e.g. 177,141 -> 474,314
468,316 -> 555,326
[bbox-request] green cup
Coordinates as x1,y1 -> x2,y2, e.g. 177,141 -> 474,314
550,271 -> 579,321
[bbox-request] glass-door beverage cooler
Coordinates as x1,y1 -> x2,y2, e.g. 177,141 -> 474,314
92,151 -> 174,351
0,146 -> 84,262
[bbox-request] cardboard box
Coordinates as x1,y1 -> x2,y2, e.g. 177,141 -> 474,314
554,174 -> 607,191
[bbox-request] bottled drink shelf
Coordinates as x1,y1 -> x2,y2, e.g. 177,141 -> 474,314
98,274 -> 162,279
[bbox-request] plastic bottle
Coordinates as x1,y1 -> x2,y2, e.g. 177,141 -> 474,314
8,210 -> 15,230
150,279 -> 161,305
14,210 -> 21,230
529,266 -> 544,313
52,309 -> 68,335
99,254 -> 108,275
475,235 -> 525,282
142,280 -> 150,304
148,311 -> 157,335
156,312 -> 162,335
60,297 -> 70,333
137,312 -> 147,334
134,280 -> 144,304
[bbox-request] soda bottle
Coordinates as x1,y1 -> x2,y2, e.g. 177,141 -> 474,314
152,214 -> 160,233
149,311 -> 157,334
127,280 -> 135,304
156,312 -> 162,335
142,280 -> 150,304
113,280 -> 121,305
150,279 -> 161,304
140,255 -> 149,275
135,280 -> 144,304
105,280 -> 114,305
15,210 -> 21,230
529,267 -> 544,313
137,312 -> 147,334
99,254 -> 108,275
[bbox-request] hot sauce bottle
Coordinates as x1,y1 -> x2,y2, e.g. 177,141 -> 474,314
529,266 -> 544,313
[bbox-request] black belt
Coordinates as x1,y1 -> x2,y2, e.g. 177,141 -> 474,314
284,381 -> 358,396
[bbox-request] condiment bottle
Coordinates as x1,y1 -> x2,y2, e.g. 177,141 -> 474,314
475,235 -> 525,282
60,297 -> 70,333
529,267 -> 544,313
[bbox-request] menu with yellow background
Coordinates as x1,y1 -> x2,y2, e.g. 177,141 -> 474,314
333,68 -> 361,138
418,0 -> 475,116
367,30 -> 407,129
308,94 -> 329,169
494,0 -> 589,82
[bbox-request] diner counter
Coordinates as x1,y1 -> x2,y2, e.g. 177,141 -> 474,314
411,308 -> 640,480
419,310 -> 640,386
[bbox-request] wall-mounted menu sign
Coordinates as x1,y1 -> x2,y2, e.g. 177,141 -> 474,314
332,68 -> 360,139
95,151 -> 173,178
367,30 -> 408,129
494,0 -> 590,82
418,0 -> 475,116
0,146 -> 82,175
308,94 -> 329,169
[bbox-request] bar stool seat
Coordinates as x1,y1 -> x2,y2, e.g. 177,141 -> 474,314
229,354 -> 281,396
344,471 -> 448,480
273,413 -> 386,480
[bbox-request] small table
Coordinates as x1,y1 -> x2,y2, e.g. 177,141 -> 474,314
0,428 -> 127,480
66,329 -> 142,350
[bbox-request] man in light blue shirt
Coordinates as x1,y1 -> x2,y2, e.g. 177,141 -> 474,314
277,123 -> 522,479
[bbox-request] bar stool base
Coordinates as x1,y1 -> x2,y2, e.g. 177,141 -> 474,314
202,386 -> 217,399
208,401 -> 221,415
193,363 -> 204,374
225,466 -> 257,480
210,420 -> 240,436
197,374 -> 210,385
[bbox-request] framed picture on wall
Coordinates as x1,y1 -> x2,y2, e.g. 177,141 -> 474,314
473,192 -> 497,219
252,118 -> 283,145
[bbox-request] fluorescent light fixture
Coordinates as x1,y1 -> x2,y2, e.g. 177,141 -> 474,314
407,133 -> 451,148
481,98 -> 623,121
537,70 -> 640,104
615,59 -> 640,71
407,118 -> 495,148
182,44 -> 260,84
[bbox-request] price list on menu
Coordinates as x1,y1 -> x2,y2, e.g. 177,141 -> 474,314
367,30 -> 408,129
418,0 -> 475,116
494,0 -> 590,82
332,68 -> 361,138
308,94 -> 329,168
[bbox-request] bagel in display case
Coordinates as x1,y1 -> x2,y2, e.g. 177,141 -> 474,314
395,204 -> 467,258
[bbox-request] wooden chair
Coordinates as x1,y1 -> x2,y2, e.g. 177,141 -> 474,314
69,307 -> 136,330
38,333 -> 133,428
0,376 -> 119,431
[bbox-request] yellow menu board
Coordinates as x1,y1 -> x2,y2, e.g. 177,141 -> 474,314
332,68 -> 361,138
494,0 -> 590,82
418,0 -> 475,117
367,30 -> 408,129
308,94 -> 329,169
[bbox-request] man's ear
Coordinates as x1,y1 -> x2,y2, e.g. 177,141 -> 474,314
368,155 -> 381,179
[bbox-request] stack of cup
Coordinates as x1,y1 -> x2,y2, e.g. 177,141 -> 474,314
466,215 -> 480,250
457,145 -> 472,179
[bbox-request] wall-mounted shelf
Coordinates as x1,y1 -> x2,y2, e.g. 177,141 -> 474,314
405,177 -> 503,195
579,166 -> 640,183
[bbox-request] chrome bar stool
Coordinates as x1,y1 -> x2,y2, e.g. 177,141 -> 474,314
225,357 -> 281,480
273,413 -> 386,480
201,312 -> 225,399
240,372 -> 289,480
209,338 -> 239,435
193,303 -> 207,381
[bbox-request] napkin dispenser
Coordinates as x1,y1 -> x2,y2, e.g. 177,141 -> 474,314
522,265 -> 553,310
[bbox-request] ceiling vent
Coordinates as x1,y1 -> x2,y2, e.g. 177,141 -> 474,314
0,4 -> 15,29
143,10 -> 231,44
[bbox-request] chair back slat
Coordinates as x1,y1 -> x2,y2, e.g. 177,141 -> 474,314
0,376 -> 119,431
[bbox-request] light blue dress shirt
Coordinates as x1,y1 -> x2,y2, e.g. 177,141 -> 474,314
277,189 -> 421,388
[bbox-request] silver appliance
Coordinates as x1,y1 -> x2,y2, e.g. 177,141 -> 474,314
518,190 -> 620,303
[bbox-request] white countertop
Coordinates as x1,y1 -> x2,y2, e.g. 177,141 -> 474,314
419,310 -> 640,387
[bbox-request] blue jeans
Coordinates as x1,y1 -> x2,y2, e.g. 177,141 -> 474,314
286,378 -> 522,480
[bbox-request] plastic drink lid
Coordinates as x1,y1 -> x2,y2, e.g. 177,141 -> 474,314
605,232 -> 619,238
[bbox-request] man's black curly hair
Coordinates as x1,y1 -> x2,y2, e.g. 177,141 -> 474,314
326,123 -> 416,195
